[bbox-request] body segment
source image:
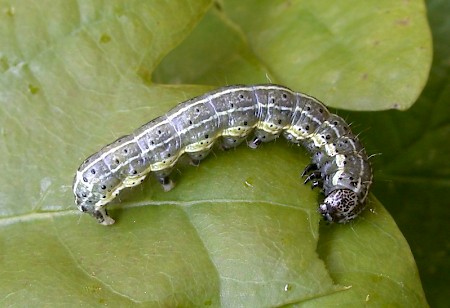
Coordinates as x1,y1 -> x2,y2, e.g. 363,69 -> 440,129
73,84 -> 372,225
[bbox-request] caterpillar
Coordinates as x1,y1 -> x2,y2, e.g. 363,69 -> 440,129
73,84 -> 372,226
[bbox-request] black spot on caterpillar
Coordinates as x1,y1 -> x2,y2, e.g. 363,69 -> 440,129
73,84 -> 372,225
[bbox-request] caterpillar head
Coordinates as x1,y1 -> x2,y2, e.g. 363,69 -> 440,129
319,189 -> 364,223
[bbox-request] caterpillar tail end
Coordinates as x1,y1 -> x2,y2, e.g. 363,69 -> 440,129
93,207 -> 115,226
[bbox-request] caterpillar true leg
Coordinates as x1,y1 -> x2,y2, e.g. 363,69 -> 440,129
303,171 -> 322,185
301,163 -> 319,177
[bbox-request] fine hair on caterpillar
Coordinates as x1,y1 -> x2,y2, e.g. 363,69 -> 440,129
73,84 -> 372,225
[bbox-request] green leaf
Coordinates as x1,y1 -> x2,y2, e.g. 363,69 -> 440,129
154,0 -> 432,111
0,0 -> 429,306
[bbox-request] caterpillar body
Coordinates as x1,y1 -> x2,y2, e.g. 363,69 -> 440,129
73,84 -> 372,225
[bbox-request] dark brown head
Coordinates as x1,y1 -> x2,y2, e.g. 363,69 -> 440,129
319,189 -> 364,223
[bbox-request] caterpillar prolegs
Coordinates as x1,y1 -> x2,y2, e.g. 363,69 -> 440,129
73,84 -> 372,225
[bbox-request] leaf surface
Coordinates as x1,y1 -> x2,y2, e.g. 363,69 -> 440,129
0,0 -> 429,306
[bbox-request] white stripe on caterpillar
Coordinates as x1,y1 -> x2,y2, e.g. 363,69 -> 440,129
73,84 -> 372,225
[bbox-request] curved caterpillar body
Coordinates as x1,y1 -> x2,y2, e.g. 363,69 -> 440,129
73,84 -> 372,225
